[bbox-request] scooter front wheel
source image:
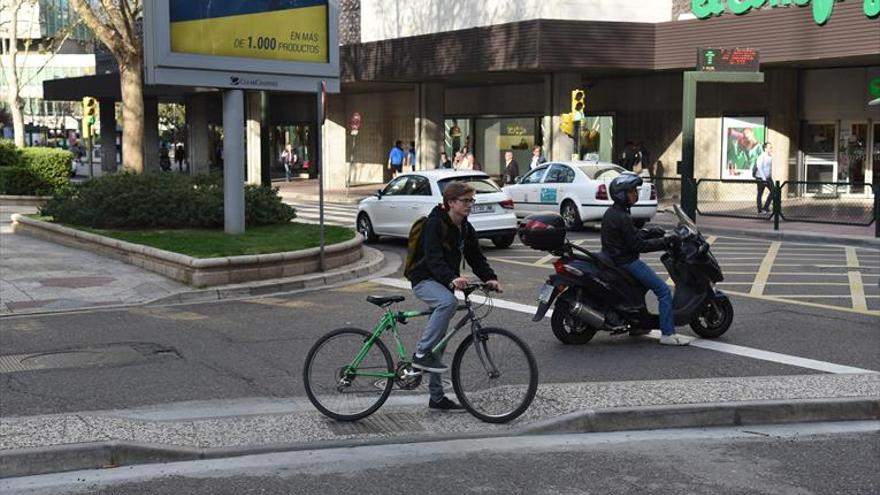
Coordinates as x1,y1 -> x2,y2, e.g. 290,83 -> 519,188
689,296 -> 733,338
550,299 -> 598,345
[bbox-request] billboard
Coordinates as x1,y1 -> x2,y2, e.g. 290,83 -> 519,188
145,0 -> 339,92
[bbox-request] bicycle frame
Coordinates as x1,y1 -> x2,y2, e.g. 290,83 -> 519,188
344,292 -> 499,381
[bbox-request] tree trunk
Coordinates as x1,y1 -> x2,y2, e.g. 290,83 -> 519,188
3,1 -> 26,148
119,60 -> 144,173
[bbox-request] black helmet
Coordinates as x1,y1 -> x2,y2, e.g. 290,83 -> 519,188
609,173 -> 643,206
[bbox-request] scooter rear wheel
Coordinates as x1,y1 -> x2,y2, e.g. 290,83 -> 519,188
550,299 -> 598,345
689,296 -> 733,338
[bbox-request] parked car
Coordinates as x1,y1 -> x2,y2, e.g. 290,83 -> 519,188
502,161 -> 657,230
356,170 -> 518,248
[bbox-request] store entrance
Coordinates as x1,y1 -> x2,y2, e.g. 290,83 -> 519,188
272,124 -> 316,180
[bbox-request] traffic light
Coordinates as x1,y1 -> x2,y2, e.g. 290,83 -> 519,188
82,97 -> 97,138
82,97 -> 98,123
570,89 -> 585,120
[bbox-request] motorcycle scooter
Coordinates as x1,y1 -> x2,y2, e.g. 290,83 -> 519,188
521,205 -> 732,344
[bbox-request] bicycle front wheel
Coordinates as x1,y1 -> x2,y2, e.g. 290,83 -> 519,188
303,327 -> 394,421
451,327 -> 538,423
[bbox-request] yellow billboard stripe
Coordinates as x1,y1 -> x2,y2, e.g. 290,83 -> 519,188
750,241 -> 780,296
170,6 -> 328,63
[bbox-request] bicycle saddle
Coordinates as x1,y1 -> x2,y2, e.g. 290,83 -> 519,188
366,295 -> 405,307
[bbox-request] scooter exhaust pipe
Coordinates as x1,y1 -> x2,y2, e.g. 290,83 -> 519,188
569,301 -> 605,329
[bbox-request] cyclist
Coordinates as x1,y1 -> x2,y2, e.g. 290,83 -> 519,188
601,173 -> 689,346
406,181 -> 503,411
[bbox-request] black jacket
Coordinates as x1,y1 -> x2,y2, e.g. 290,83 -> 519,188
408,205 -> 497,288
600,204 -> 666,265
503,159 -> 520,185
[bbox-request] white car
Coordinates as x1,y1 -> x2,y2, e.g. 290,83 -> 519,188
356,170 -> 518,248
502,161 -> 657,230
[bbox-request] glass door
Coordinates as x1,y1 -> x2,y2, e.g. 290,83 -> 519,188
802,122 -> 837,195
837,122 -> 868,194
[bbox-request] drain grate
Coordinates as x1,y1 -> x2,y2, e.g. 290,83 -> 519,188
327,412 -> 425,436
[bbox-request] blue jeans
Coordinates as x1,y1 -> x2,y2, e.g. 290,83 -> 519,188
621,259 -> 675,336
413,279 -> 458,401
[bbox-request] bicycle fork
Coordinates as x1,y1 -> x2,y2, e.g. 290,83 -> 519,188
448,306 -> 501,379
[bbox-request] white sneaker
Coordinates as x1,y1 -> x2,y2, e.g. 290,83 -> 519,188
659,334 -> 690,346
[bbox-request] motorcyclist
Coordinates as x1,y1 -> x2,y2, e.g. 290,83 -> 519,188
601,174 -> 689,346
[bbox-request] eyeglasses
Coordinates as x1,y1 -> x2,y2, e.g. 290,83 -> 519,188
455,198 -> 476,204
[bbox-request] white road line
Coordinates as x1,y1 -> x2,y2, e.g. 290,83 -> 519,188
371,277 -> 876,375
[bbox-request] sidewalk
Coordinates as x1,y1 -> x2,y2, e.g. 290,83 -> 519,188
0,204 -> 386,316
1,373 -> 877,478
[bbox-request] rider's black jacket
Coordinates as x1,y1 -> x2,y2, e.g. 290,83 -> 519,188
408,205 -> 496,289
600,203 -> 666,265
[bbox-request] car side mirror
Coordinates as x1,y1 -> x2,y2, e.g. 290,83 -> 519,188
376,189 -> 384,198
514,176 -> 522,184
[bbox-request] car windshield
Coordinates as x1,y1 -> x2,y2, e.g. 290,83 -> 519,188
437,176 -> 501,194
577,164 -> 626,181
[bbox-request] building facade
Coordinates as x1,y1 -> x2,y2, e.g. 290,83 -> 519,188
325,0 -> 878,199
1,0 -> 95,144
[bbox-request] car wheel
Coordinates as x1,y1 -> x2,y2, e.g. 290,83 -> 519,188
492,235 -> 515,249
561,201 -> 582,231
357,213 -> 379,243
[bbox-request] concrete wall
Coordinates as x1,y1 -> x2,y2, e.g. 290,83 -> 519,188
329,89 -> 416,188
800,67 -> 880,122
360,0 -> 673,42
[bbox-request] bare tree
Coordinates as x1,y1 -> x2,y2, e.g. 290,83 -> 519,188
1,0 -> 80,148
0,0 -> 30,147
70,0 -> 143,172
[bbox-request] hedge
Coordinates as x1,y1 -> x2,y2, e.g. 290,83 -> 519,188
0,142 -> 72,195
40,172 -> 297,229
20,147 -> 73,192
0,167 -> 47,195
0,140 -> 23,167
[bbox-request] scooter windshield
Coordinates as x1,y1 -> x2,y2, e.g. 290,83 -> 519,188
673,204 -> 699,234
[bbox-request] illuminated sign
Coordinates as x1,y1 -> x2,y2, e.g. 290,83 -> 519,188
697,48 -> 760,72
144,1 -> 339,92
692,0 -> 880,26
170,1 -> 328,63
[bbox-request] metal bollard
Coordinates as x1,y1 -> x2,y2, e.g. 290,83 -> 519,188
773,180 -> 781,231
874,181 -> 879,238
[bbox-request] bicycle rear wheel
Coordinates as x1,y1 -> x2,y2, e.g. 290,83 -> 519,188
451,327 -> 538,423
303,327 -> 394,421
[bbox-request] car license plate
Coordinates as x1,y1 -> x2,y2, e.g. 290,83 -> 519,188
537,283 -> 554,304
472,204 -> 494,214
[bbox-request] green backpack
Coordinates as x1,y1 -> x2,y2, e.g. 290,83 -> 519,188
403,216 -> 448,281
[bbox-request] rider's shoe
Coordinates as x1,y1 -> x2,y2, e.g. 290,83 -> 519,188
411,352 -> 449,373
659,334 -> 690,346
428,396 -> 464,411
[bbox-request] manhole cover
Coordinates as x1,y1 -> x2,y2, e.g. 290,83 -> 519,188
0,344 -> 180,373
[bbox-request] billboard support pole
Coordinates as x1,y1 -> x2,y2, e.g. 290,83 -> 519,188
223,89 -> 245,234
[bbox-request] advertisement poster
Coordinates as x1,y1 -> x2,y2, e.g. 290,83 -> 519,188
721,116 -> 765,180
169,1 -> 328,63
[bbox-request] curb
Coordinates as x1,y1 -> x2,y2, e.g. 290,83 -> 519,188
145,246 -> 386,305
280,193 -> 370,205
2,397 -> 877,479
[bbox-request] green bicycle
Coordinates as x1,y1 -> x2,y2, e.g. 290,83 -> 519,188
303,282 -> 539,423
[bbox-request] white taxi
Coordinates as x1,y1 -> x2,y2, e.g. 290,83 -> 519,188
502,161 -> 657,230
356,170 -> 518,248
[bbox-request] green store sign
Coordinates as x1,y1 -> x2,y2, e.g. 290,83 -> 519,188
692,0 -> 880,26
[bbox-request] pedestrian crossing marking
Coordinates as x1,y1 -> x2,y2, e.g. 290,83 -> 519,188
751,241 -> 780,296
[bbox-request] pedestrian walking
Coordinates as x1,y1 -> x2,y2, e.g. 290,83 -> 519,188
620,141 -> 638,171
406,141 -> 416,171
387,140 -> 406,178
756,142 -> 774,214
175,142 -> 186,172
637,141 -> 653,180
503,151 -> 520,185
280,144 -> 295,181
438,151 -> 452,169
528,145 -> 546,170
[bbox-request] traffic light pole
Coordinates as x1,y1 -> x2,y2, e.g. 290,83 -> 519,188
680,71 -> 764,221
88,133 -> 94,178
573,120 -> 581,160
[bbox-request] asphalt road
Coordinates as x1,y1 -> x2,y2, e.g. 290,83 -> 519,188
1,230 -> 877,417
5,422 -> 878,495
